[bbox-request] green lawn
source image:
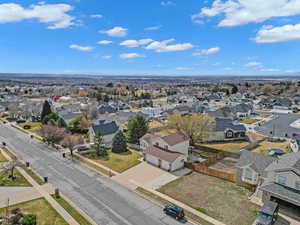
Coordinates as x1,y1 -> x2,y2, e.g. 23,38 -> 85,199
0,169 -> 32,187
240,118 -> 259,124
82,149 -> 142,173
19,122 -> 42,133
52,195 -> 92,225
0,198 -> 68,225
158,173 -> 259,225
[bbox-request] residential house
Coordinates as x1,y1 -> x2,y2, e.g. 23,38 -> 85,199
290,136 -> 300,153
89,119 -> 119,147
236,150 -> 276,186
232,103 -> 253,118
260,152 -> 300,212
140,133 -> 189,171
205,118 -> 247,142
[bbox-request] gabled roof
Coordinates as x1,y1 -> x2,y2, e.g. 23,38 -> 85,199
232,103 -> 252,113
265,152 -> 300,175
91,119 -> 119,136
236,150 -> 276,173
145,145 -> 183,162
161,133 -> 189,146
214,118 -> 246,132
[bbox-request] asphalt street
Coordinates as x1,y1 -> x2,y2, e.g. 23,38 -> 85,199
0,123 -> 194,225
255,113 -> 300,138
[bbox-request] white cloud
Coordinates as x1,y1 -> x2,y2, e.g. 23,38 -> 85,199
120,53 -> 145,59
101,26 -> 128,37
144,25 -> 161,31
69,44 -> 94,51
145,39 -> 194,52
193,19 -> 204,25
97,40 -> 113,45
194,0 -> 300,27
161,1 -> 176,6
245,61 -> 262,67
255,24 -> 300,43
0,3 -> 75,29
176,67 -> 193,70
102,55 -> 112,59
193,47 -> 220,56
260,68 -> 280,72
120,39 -> 153,48
90,14 -> 103,18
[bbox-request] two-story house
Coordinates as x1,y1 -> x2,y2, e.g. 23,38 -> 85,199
259,152 -> 300,213
140,133 -> 189,171
235,150 -> 276,186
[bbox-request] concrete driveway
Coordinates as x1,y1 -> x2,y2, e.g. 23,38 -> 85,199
112,162 -> 179,190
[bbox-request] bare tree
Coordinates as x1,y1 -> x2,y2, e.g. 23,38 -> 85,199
40,125 -> 66,145
61,134 -> 84,158
0,157 -> 23,179
79,116 -> 90,132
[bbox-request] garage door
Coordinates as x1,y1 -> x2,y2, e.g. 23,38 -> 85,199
271,197 -> 300,221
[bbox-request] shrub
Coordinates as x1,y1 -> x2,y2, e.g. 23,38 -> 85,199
21,214 -> 37,225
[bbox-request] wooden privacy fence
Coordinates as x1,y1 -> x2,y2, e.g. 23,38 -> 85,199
193,164 -> 236,183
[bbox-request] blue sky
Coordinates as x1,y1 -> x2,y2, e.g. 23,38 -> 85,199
0,0 -> 300,76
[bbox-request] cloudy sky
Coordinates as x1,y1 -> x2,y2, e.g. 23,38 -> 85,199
1,0 -> 300,75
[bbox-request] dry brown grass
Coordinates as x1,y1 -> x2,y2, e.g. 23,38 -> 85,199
251,140 -> 290,155
201,141 -> 249,152
158,173 -> 259,225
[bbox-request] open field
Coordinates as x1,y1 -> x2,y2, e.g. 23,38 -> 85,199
0,198 -> 68,225
158,173 -> 259,225
82,149 -> 142,173
201,141 -> 249,152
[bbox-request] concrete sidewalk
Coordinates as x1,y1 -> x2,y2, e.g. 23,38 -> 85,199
1,148 -> 80,225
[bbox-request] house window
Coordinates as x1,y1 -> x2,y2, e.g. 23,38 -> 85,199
226,130 -> 234,138
295,181 -> 300,190
244,168 -> 253,181
165,145 -> 168,150
277,176 -> 287,185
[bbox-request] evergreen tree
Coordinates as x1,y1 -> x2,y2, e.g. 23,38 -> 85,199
112,131 -> 127,153
57,117 -> 67,128
41,100 -> 52,121
94,131 -> 107,157
127,115 -> 149,143
42,112 -> 59,125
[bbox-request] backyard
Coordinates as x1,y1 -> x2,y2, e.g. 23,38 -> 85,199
240,118 -> 259,124
158,173 -> 259,225
251,140 -> 290,155
0,198 -> 68,225
81,149 -> 142,173
201,141 -> 249,152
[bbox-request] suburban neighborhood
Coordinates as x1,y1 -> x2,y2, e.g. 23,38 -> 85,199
0,76 -> 300,225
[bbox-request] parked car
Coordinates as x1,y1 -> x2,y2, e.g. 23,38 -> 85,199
163,205 -> 185,220
256,201 -> 279,225
16,119 -> 26,124
77,145 -> 89,152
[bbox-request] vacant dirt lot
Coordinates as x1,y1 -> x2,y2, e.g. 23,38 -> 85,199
209,157 -> 238,174
158,173 -> 259,225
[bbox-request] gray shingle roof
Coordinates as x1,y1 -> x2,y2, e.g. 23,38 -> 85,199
214,118 -> 246,132
236,150 -> 276,173
91,120 -> 119,136
259,183 -> 300,206
265,152 -> 300,175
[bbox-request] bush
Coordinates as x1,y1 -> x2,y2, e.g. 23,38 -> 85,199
21,214 -> 37,225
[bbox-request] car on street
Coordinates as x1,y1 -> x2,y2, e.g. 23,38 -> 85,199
163,205 -> 185,220
77,145 -> 90,152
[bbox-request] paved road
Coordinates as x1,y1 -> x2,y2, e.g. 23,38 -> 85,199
0,124 -> 194,225
255,113 -> 300,138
